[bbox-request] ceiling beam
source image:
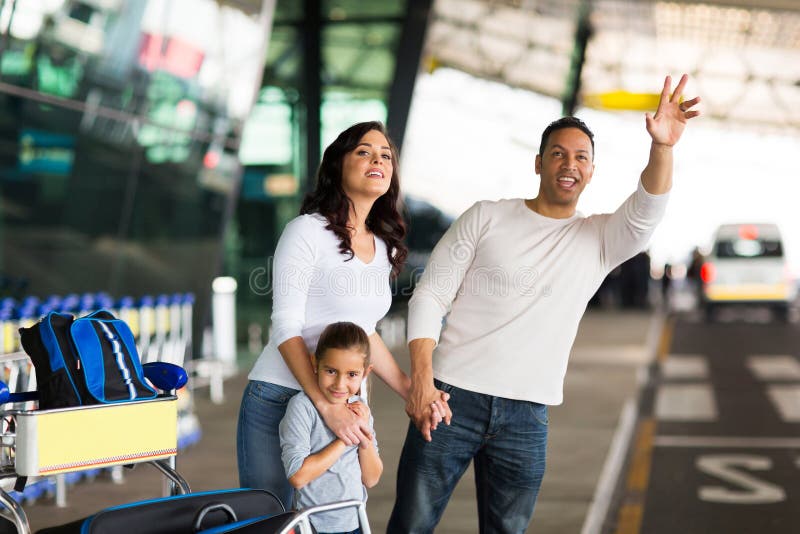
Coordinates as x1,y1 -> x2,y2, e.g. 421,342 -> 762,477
646,0 -> 799,12
489,0 -> 800,12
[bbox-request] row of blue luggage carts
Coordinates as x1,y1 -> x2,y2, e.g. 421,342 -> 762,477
0,292 -> 201,507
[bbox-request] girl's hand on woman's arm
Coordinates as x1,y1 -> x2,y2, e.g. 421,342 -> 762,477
317,402 -> 372,445
347,400 -> 371,425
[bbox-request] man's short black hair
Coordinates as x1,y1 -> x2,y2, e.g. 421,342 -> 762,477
538,117 -> 595,158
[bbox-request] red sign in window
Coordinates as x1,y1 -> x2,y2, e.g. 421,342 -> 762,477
139,33 -> 204,79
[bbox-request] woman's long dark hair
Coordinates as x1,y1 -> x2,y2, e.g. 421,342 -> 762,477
300,121 -> 407,278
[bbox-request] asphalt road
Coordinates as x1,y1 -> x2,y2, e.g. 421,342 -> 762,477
608,311 -> 800,534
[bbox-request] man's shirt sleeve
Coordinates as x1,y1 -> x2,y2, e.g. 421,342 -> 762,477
407,201 -> 484,345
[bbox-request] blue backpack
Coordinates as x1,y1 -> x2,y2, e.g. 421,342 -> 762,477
19,310 -> 156,409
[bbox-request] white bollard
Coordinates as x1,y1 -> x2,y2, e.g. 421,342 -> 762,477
212,277 -> 237,366
55,474 -> 67,507
209,277 -> 237,404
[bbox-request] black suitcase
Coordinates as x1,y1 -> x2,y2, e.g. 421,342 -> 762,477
36,488 -> 285,534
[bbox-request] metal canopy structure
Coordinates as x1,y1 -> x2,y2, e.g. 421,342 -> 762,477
424,0 -> 800,131
257,0 -> 430,183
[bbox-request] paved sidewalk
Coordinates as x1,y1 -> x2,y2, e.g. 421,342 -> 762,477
20,309 -> 657,533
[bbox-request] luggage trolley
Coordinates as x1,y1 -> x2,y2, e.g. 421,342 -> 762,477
35,498 -> 371,534
0,357 -> 373,534
0,360 -> 190,534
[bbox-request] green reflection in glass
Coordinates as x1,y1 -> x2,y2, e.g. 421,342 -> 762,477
37,56 -> 84,98
137,72 -> 197,163
1,47 -> 34,77
321,94 -> 387,149
239,86 -> 294,165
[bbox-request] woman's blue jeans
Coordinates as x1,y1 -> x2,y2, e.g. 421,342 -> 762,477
388,380 -> 549,534
236,380 -> 300,510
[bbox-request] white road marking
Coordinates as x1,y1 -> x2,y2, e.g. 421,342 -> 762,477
696,455 -> 785,504
661,355 -> 709,379
655,436 -> 800,448
580,400 -> 638,534
655,384 -> 717,421
766,385 -> 800,422
747,355 -> 800,381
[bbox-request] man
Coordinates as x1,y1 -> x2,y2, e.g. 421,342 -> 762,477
388,75 -> 700,533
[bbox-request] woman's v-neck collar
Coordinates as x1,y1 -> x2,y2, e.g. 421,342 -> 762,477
352,233 -> 377,265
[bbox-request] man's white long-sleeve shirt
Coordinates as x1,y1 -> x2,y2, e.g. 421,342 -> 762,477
407,181 -> 668,405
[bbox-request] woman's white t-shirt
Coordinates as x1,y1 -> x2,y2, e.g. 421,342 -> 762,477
248,213 -> 392,389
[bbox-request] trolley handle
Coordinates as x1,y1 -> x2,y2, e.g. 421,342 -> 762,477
0,381 -> 38,405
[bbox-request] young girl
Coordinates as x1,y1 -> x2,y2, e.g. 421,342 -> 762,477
279,322 -> 381,534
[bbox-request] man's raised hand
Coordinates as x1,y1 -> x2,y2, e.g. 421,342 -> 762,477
646,74 -> 701,147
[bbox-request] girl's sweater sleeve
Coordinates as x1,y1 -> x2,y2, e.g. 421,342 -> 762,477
279,395 -> 312,479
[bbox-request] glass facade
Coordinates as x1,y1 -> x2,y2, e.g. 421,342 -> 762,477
234,0 -> 411,337
0,0 -> 272,352
0,0 -> 428,352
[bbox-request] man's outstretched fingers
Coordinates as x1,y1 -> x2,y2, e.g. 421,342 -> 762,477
670,73 -> 688,102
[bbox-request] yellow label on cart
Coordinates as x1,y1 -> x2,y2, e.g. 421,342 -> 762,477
16,398 -> 177,476
2,321 -> 17,353
141,308 -> 155,337
120,309 -> 140,338
156,305 -> 170,333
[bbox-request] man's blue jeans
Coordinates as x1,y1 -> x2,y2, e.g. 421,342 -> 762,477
388,380 -> 549,534
236,380 -> 300,510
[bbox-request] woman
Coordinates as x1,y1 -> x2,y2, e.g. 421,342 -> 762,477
237,121 -> 448,508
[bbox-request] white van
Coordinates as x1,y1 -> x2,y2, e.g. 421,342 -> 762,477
700,223 -> 796,321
